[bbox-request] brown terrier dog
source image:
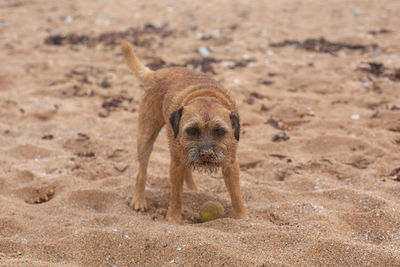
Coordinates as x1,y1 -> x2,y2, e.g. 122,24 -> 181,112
121,41 -> 247,223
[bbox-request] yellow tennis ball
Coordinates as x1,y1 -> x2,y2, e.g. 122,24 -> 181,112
200,201 -> 225,222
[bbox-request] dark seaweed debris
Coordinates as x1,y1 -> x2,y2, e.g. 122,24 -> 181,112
99,78 -> 111,89
359,62 -> 400,81
77,151 -> 95,158
77,132 -> 89,141
135,55 -> 256,75
257,80 -> 274,86
184,57 -> 220,74
368,29 -> 392,35
101,96 -> 133,111
44,23 -> 174,47
270,37 -> 377,54
390,105 -> 400,111
271,132 -> 290,142
99,96 -> 135,118
359,62 -> 384,76
228,59 -> 256,69
244,92 -> 267,105
391,68 -> 400,81
266,118 -> 286,131
146,57 -> 168,70
390,167 -> 400,181
41,134 -> 54,140
144,57 -> 220,74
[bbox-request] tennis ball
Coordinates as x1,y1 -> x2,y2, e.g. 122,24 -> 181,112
200,201 -> 225,222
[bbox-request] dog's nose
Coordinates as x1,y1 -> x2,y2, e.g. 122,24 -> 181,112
199,148 -> 214,161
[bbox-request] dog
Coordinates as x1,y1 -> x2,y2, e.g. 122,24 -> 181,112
121,41 -> 247,223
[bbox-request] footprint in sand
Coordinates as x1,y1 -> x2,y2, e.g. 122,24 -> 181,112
301,135 -> 367,154
67,190 -> 120,213
24,100 -> 59,121
0,217 -> 24,238
12,183 -> 55,205
14,170 -> 35,184
300,135 -> 383,170
8,144 -> 52,160
311,187 -> 386,213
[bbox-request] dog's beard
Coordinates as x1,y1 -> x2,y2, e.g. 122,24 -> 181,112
191,163 -> 220,175
186,145 -> 225,175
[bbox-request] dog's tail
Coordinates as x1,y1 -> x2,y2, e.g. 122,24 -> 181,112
121,41 -> 152,81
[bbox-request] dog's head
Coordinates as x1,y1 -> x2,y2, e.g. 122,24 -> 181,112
169,97 -> 239,172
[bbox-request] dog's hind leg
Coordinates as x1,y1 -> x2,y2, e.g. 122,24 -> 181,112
184,167 -> 197,191
129,91 -> 164,211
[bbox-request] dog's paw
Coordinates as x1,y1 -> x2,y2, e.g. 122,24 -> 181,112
233,209 -> 248,219
185,181 -> 198,192
128,195 -> 147,211
165,210 -> 183,224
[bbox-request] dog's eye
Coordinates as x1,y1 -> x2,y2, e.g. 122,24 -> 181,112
214,127 -> 227,137
185,127 -> 200,137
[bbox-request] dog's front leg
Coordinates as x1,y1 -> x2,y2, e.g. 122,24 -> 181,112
222,162 -> 247,219
166,158 -> 185,223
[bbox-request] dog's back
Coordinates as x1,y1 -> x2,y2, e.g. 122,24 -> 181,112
121,41 -> 234,113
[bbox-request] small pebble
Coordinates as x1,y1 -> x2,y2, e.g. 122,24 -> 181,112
224,45 -> 235,52
353,8 -> 361,15
211,29 -> 220,37
267,50 -> 274,56
65,16 -> 73,23
260,28 -> 267,37
134,12 -> 141,19
242,54 -> 249,60
188,25 -> 197,32
216,17 -> 222,23
126,197 -> 132,205
390,104 -> 400,110
0,20 -> 9,27
372,51 -> 381,58
177,247 -> 182,251
234,79 -> 240,84
198,46 -> 210,57
351,114 -> 360,120
362,82 -> 369,88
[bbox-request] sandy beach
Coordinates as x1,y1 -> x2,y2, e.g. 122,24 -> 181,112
1,0 -> 400,265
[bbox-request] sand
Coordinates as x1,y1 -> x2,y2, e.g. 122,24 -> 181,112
1,0 -> 400,266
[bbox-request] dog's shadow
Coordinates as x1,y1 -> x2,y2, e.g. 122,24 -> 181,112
144,189 -> 232,224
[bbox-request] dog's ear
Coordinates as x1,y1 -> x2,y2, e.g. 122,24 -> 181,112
169,107 -> 184,138
230,112 -> 240,141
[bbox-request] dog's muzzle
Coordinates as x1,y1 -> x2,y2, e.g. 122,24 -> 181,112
187,143 -> 225,173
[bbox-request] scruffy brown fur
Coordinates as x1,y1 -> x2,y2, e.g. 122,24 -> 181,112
121,41 -> 247,223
